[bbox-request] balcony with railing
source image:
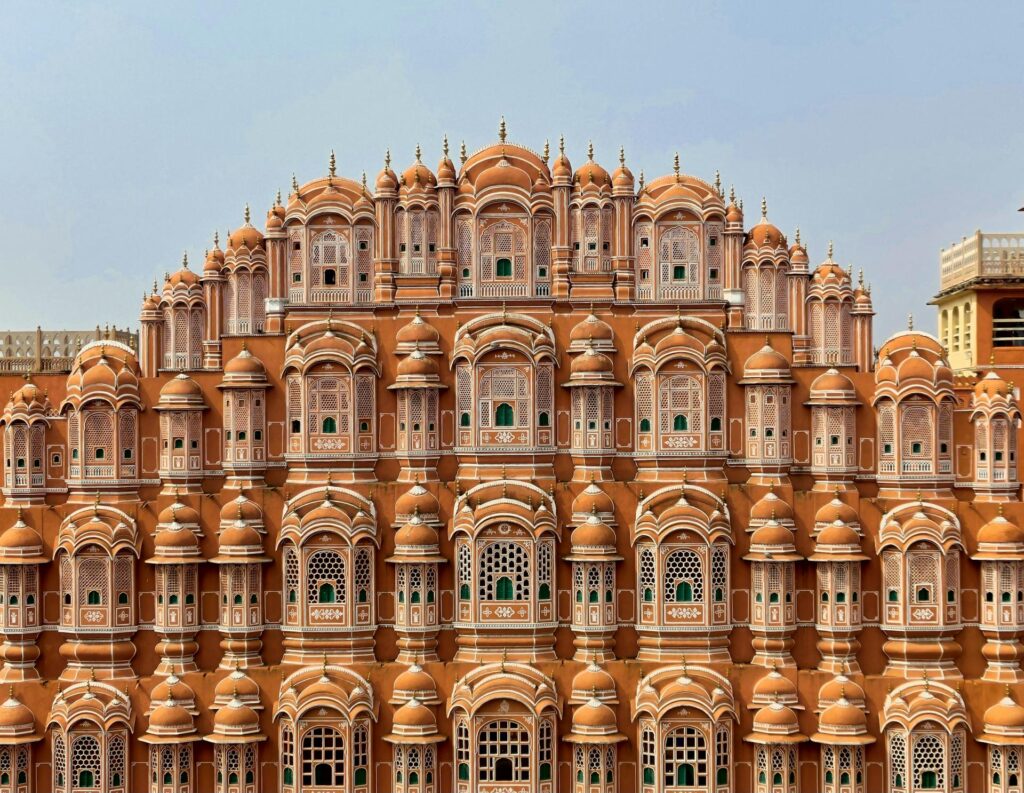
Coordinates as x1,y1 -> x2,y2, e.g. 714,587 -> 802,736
939,231 -> 1024,292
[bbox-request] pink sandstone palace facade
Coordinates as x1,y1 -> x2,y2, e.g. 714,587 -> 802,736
0,119 -> 1022,793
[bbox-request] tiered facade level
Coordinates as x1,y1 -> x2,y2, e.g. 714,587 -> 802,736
0,122 -> 1021,793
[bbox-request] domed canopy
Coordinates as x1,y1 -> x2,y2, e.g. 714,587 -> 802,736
745,518 -> 801,562
811,696 -> 874,745
741,340 -> 793,383
569,310 -> 615,353
744,202 -> 787,252
152,673 -> 198,713
567,512 -> 621,561
979,692 -> 1024,745
394,482 -> 441,526
388,512 -> 444,564
974,509 -> 1024,560
219,495 -> 263,530
571,480 -> 615,525
212,517 -> 270,564
220,345 -> 268,386
565,698 -> 625,744
749,487 -> 795,529
817,674 -> 865,710
0,510 -> 47,564
214,666 -> 261,710
0,692 -> 39,744
62,341 -> 141,411
385,697 -> 444,744
746,701 -> 806,744
157,373 -> 206,410
751,668 -> 801,710
813,493 -> 860,532
226,205 -> 265,252
570,661 -> 618,705
809,520 -> 868,562
207,695 -> 263,743
395,311 -> 442,355
142,695 -> 200,743
807,368 -> 858,405
1,380 -> 51,424
874,332 -> 954,399
564,343 -> 620,386
572,143 -> 611,195
391,664 -> 441,706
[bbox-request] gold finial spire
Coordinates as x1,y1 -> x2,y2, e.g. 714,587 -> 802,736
442,134 -> 449,158
415,143 -> 422,163
292,173 -> 299,194
275,188 -> 282,206
385,148 -> 391,170
619,146 -> 626,167
213,230 -> 220,248
460,140 -> 467,164
587,140 -> 594,161
638,170 -> 645,191
761,196 -> 767,219
361,171 -> 367,191
794,227 -> 801,245
498,115 -> 507,143
908,313 -> 914,331
729,185 -> 736,204
328,149 -> 337,178
858,268 -> 864,287
673,152 -> 680,180
559,134 -> 565,156
542,139 -> 550,162
714,169 -> 721,194
827,239 -> 834,259
243,204 -> 250,224
182,251 -> 189,269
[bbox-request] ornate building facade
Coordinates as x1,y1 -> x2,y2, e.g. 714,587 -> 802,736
0,121 -> 1019,792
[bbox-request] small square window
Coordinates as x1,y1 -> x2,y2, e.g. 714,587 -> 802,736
940,442 -> 948,454
52,454 -> 61,465
709,268 -> 719,280
360,421 -> 369,432
574,242 -> 581,251
191,440 -> 198,449
254,430 -> 262,441
292,241 -> 301,250
588,242 -> 597,251
293,273 -> 301,283
830,435 -> 840,446
911,442 -> 923,454
640,269 -> 650,280
413,243 -> 421,253
400,243 -> 407,252
602,241 -> 610,251
640,237 -> 649,248
358,240 -> 369,251
709,237 -> 717,246
359,273 -> 368,282
428,243 -> 435,253
883,443 -> 892,454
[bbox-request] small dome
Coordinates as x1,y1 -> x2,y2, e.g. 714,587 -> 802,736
393,697 -> 436,729
223,346 -> 267,378
819,697 -> 867,729
552,147 -> 572,180
978,513 -> 1024,545
569,311 -> 614,346
570,347 -> 614,377
753,669 -> 798,705
816,520 -> 862,548
571,662 -> 616,702
401,147 -> 437,192
214,696 -> 260,730
215,668 -> 260,705
0,514 -> 44,557
153,524 -> 200,552
817,674 -> 865,707
152,673 -> 196,707
573,146 -> 611,191
810,368 -> 856,398
396,313 -> 440,347
228,208 -> 264,250
750,519 -> 796,548
744,342 -> 790,375
986,695 -> 1024,730
726,199 -> 743,224
397,349 -> 439,378
814,495 -> 859,528
572,481 -> 614,519
148,698 -> 194,731
205,242 -> 225,273
977,370 -> 1012,399
476,158 -> 533,192
220,495 -> 262,525
166,265 -> 200,288
395,484 -> 440,521
218,523 -> 263,552
0,694 -> 33,732
750,490 -> 794,524
157,499 -> 200,527
572,698 -> 618,731
753,701 -> 800,731
393,664 -> 438,703
159,373 -> 203,401
746,220 -> 785,249
570,513 -> 617,549
394,513 -> 439,548
376,161 -> 398,192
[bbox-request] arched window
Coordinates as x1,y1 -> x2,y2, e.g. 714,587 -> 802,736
301,726 -> 344,788
495,403 -> 514,427
479,720 -> 530,783
496,258 -> 513,277
321,417 -> 337,434
664,549 -> 703,604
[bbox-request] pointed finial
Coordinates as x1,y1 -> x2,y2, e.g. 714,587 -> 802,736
415,143 -> 422,163
729,185 -> 736,204
619,146 -> 626,168
442,134 -> 449,158
827,239 -> 834,259
328,149 -> 337,178
460,140 -> 467,164
587,140 -> 594,161
361,171 -> 368,191
794,227 -> 801,245
275,188 -> 282,207
761,196 -> 767,219
182,251 -> 189,269
292,173 -> 299,194
714,169 -> 721,195
559,134 -> 565,156
498,116 -> 507,143
385,148 -> 392,170
908,313 -> 914,331
673,152 -> 680,180
542,139 -> 550,162
214,230 -> 220,248
243,204 -> 251,224
858,268 -> 864,287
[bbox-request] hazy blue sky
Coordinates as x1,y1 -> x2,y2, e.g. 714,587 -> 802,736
1,1 -> 1022,340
